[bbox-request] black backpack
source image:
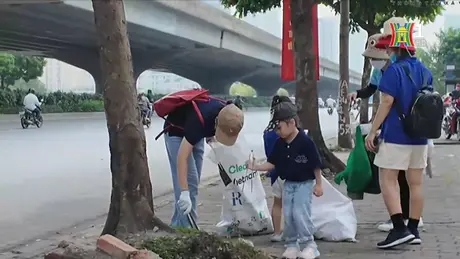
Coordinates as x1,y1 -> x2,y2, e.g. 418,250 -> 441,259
394,63 -> 444,139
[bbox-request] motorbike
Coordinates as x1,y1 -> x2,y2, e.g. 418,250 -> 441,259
20,105 -> 43,129
442,100 -> 460,140
327,107 -> 333,115
140,107 -> 151,128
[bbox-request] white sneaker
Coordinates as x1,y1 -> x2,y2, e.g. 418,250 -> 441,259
377,218 -> 424,232
281,247 -> 299,259
270,233 -> 283,242
297,244 -> 320,259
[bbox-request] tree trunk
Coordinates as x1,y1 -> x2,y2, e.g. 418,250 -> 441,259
91,0 -> 171,236
290,0 -> 345,173
359,48 -> 372,123
337,0 -> 352,149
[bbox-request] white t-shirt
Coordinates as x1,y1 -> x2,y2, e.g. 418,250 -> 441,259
23,93 -> 41,111
326,98 -> 336,107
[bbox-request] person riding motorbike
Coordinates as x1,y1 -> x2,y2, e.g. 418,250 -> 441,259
138,92 -> 151,120
325,95 -> 336,108
23,89 -> 42,119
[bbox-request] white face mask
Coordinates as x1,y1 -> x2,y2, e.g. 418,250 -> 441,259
370,59 -> 387,70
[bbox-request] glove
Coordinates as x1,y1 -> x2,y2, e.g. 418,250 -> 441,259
177,190 -> 192,215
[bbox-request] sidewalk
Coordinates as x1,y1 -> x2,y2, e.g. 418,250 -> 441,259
155,146 -> 460,259
8,147 -> 460,259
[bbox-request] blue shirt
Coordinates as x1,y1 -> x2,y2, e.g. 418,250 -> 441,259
267,130 -> 321,182
164,98 -> 225,145
263,130 -> 279,185
378,57 -> 432,145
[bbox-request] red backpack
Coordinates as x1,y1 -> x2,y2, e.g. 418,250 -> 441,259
153,88 -> 225,140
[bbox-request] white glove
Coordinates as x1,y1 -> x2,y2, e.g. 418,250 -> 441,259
177,190 -> 192,215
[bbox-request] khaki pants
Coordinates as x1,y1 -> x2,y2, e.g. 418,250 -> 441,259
374,142 -> 428,170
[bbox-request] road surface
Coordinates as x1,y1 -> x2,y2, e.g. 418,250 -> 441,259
0,108 -> 347,250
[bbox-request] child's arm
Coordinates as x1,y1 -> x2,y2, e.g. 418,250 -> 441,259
253,161 -> 275,172
314,167 -> 322,185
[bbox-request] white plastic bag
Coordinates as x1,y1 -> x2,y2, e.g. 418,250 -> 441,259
207,138 -> 274,236
312,176 -> 357,242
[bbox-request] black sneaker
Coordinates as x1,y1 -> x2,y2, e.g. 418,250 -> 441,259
409,228 -> 422,245
377,228 -> 415,249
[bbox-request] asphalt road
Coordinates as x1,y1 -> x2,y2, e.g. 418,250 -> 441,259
0,108 -> 344,250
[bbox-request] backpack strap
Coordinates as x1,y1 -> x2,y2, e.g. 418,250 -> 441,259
393,63 -> 413,120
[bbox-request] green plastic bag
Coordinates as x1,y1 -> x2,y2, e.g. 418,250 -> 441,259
334,125 -> 372,200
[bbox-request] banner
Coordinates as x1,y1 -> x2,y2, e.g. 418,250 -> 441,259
281,0 -> 319,81
281,0 -> 294,80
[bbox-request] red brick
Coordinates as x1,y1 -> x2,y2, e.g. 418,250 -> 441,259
97,234 -> 137,259
129,249 -> 162,259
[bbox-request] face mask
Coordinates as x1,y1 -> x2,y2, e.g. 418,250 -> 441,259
389,53 -> 397,62
370,60 -> 387,70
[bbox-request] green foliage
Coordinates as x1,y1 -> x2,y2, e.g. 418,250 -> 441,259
0,53 -> 46,88
221,0 -> 442,34
142,232 -> 269,259
0,88 -> 104,114
276,87 -> 289,96
417,47 -> 444,94
10,79 -> 47,93
0,89 -> 272,114
229,82 -> 257,97
320,0 -> 442,33
436,28 -> 460,67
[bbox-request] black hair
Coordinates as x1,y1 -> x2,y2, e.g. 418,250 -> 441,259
270,95 -> 292,109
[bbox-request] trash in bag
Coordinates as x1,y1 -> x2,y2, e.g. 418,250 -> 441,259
207,138 -> 274,237
312,176 -> 357,242
334,125 -> 372,200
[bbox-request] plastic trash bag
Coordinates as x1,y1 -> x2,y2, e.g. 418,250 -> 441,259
334,125 -> 373,199
312,176 -> 357,242
207,138 -> 274,236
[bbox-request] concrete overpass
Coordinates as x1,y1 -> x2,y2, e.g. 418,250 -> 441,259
0,0 -> 362,97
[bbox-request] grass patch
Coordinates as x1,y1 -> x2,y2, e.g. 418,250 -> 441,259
142,231 -> 270,259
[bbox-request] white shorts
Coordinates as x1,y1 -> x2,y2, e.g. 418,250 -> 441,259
272,178 -> 285,198
374,141 -> 428,170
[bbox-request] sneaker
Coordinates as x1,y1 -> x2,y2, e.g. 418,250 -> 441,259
297,243 -> 320,259
377,228 -> 415,249
377,219 -> 393,232
282,247 -> 299,259
409,228 -> 422,245
377,218 -> 424,232
270,233 -> 283,242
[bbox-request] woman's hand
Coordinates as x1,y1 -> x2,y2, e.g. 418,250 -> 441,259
365,132 -> 377,151
347,92 -> 358,102
245,159 -> 257,171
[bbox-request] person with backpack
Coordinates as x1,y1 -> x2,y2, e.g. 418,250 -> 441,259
348,29 -> 426,233
154,88 -> 244,227
364,22 -> 442,249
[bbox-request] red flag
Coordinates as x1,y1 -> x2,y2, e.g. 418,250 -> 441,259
281,0 -> 320,81
281,0 -> 294,80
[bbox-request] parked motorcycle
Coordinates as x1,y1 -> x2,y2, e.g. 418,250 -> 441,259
327,107 -> 333,115
442,102 -> 460,140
